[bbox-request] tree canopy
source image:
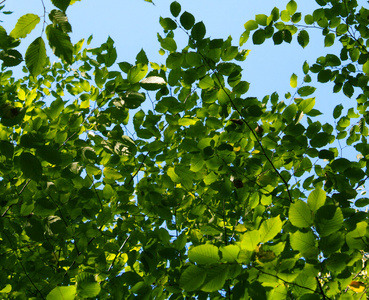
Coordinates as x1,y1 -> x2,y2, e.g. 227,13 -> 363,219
1,0 -> 369,299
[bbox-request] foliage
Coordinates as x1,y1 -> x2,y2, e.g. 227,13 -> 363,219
1,0 -> 369,299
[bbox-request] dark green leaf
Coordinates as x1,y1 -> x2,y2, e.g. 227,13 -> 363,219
49,9 -> 71,33
180,11 -> 195,30
170,1 -> 181,17
46,25 -> 73,64
20,152 -> 42,181
50,0 -> 71,12
180,266 -> 206,291
252,29 -> 266,45
297,30 -> 309,48
191,21 -> 206,41
297,86 -> 316,96
25,37 -> 47,77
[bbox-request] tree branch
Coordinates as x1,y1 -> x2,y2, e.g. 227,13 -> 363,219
107,235 -> 130,272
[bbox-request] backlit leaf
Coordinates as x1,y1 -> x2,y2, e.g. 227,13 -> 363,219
46,25 -> 73,64
188,244 -> 220,264
289,200 -> 313,228
47,286 -> 76,300
25,37 -> 46,77
10,14 -> 40,38
307,188 -> 326,212
259,216 -> 282,243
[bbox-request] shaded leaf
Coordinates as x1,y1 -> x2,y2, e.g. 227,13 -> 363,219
180,265 -> 206,291
20,152 -> 42,181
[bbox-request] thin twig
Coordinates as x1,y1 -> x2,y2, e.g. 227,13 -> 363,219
128,151 -> 150,185
315,276 -> 327,300
107,236 -> 130,272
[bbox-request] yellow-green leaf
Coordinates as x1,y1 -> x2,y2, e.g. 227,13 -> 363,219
10,13 -> 40,39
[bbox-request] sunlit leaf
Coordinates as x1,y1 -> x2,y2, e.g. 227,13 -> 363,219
46,286 -> 76,300
289,200 -> 313,228
188,244 -> 220,264
10,14 -> 40,38
259,216 -> 282,243
25,37 -> 46,77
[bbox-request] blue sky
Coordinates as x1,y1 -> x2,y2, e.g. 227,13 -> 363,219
3,0 -> 333,99
2,0 -> 364,162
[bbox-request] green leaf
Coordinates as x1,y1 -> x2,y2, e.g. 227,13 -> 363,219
255,14 -> 268,26
20,152 -> 42,181
46,286 -> 76,300
252,29 -> 266,45
180,265 -> 206,291
220,245 -> 240,263
191,22 -> 206,40
286,0 -> 297,15
188,244 -> 220,264
319,232 -> 345,256
241,230 -> 260,251
315,206 -> 343,237
290,230 -> 318,259
136,48 -> 148,65
46,25 -> 73,64
123,91 -> 146,109
51,0 -> 71,12
317,69 -> 331,83
244,20 -> 258,31
200,265 -> 229,292
199,75 -> 214,89
160,37 -> 177,52
140,76 -> 166,90
49,9 -> 72,33
297,30 -> 309,48
159,17 -> 177,31
324,33 -> 335,47
180,11 -> 195,30
233,81 -> 250,94
25,37 -> 47,77
363,60 -> 369,75
170,1 -> 181,17
326,54 -> 341,67
297,86 -> 316,96
303,61 -> 309,74
290,73 -> 297,88
289,200 -> 313,228
307,188 -> 326,212
127,64 -> 148,84
10,14 -> 40,39
0,25 -> 9,49
259,216 -> 282,243
298,97 -> 315,113
78,282 -> 101,298
239,30 -> 250,46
